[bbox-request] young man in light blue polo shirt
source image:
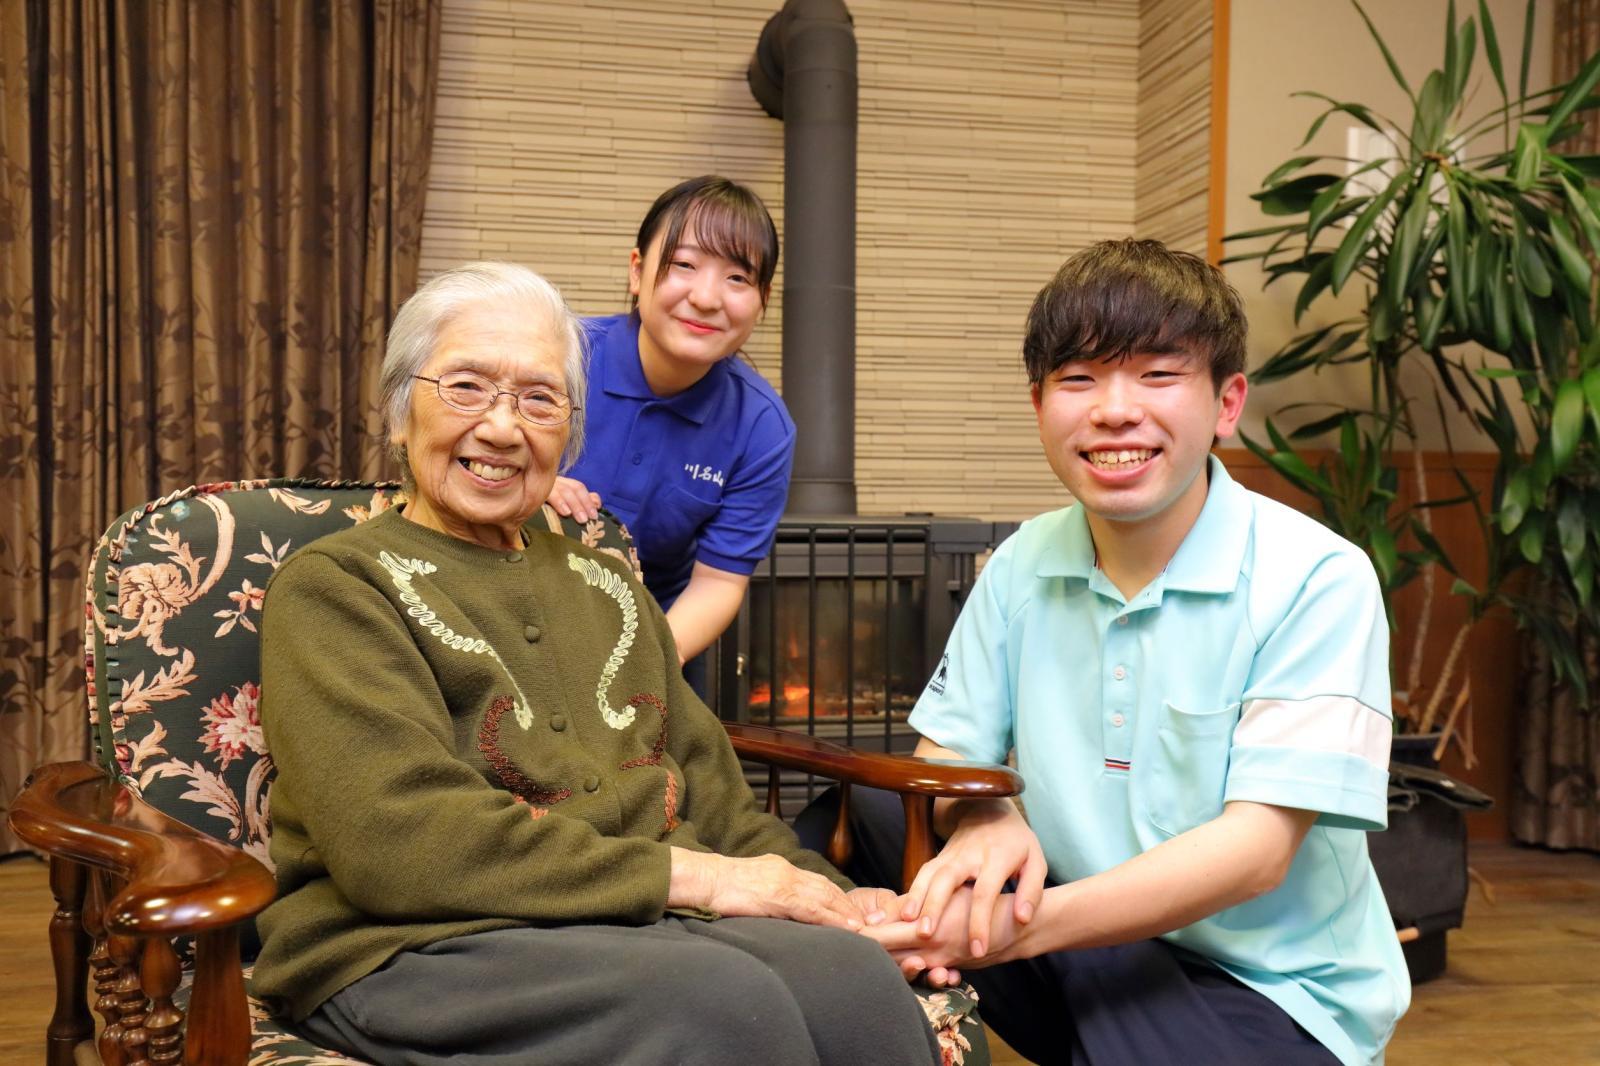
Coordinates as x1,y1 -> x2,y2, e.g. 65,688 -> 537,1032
827,239 -> 1410,1065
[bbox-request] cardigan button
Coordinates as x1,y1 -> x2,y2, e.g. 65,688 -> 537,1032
524,625 -> 541,642
504,551 -> 524,563
549,714 -> 567,733
583,775 -> 601,793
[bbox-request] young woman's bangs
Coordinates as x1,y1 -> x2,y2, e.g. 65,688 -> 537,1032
672,197 -> 772,278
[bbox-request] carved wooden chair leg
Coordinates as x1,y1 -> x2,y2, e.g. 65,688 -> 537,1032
186,926 -> 253,1066
825,782 -> 855,874
764,766 -> 782,817
900,793 -> 935,892
140,937 -> 184,1065
109,930 -> 152,1064
85,872 -> 128,1066
46,856 -> 93,1066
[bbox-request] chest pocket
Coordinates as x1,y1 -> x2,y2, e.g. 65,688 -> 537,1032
1141,701 -> 1238,837
646,483 -> 722,560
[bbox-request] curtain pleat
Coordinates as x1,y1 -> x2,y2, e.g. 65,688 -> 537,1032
0,0 -> 441,856
0,0 -> 53,850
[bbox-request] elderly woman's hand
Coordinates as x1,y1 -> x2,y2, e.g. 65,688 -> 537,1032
669,847 -> 867,931
547,476 -> 602,524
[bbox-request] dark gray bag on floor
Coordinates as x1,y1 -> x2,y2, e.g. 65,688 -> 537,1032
1369,763 -> 1493,982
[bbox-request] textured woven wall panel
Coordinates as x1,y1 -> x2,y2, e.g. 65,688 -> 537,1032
422,0 -> 1148,520
1135,0 -> 1210,254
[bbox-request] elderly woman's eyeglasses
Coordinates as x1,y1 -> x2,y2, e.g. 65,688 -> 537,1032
414,372 -> 579,427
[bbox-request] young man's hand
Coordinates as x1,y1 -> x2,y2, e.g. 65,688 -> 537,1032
899,797 -> 1046,959
866,886 -> 1017,985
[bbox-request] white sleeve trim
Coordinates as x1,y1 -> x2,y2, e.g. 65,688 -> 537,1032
1234,695 -> 1390,771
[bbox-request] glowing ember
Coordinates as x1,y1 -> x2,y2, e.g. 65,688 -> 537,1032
748,683 -> 814,715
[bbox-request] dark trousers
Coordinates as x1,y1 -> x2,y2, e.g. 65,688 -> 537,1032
295,916 -> 940,1066
795,787 -> 1342,1066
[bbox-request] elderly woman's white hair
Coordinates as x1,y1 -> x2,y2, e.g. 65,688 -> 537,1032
380,261 -> 587,471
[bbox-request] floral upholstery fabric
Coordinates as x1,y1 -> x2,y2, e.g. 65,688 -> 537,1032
83,478 -> 984,1066
87,479 -> 641,848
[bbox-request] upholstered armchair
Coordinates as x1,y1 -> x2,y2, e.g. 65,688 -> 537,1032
9,479 -> 1021,1066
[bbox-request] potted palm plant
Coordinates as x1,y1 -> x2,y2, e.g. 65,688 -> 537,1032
1224,0 -> 1600,980
1228,0 -> 1600,718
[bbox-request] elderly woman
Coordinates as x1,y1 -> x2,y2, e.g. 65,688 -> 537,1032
251,262 -> 946,1066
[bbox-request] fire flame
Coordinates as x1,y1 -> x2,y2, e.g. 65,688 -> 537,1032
748,683 -> 813,716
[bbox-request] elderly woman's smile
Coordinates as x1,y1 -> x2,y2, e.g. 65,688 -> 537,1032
392,302 -> 572,550
462,458 -> 520,481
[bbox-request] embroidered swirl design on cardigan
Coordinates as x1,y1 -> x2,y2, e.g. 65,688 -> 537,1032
377,551 -> 535,729
566,553 -> 640,729
479,695 -> 571,816
619,692 -> 679,831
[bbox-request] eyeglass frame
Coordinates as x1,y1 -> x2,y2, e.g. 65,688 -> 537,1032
412,372 -> 581,427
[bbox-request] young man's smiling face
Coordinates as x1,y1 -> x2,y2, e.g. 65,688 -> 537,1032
1032,350 -> 1247,541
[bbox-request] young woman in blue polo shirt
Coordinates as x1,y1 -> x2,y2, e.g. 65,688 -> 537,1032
547,176 -> 793,678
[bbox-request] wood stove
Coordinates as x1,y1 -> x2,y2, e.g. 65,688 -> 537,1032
708,515 -> 1014,812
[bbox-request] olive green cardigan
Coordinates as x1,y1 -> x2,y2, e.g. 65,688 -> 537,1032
253,508 -> 845,1021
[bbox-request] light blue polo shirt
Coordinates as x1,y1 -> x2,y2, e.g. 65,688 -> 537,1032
911,457 -> 1411,1066
569,314 -> 796,608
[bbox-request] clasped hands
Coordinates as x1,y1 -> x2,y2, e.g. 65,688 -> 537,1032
670,801 -> 1045,987
860,799 -> 1047,985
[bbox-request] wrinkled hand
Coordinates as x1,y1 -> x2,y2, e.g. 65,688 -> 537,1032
670,849 -> 866,931
900,800 -> 1045,959
547,476 -> 602,524
845,886 -> 900,927
867,886 -> 1010,986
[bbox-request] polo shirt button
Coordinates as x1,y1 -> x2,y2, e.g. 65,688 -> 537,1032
1111,713 -> 1126,727
631,452 -> 643,465
1113,665 -> 1127,680
583,775 -> 601,793
550,714 -> 567,732
1116,615 -> 1129,626
504,551 -> 524,563
524,624 -> 541,642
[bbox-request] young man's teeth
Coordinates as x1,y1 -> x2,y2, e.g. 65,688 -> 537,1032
464,459 -> 515,481
1089,449 -> 1153,468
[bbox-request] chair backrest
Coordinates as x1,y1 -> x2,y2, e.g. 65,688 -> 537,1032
86,478 -> 642,871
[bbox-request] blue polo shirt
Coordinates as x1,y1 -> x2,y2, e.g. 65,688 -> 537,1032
569,314 -> 796,608
911,457 -> 1410,1066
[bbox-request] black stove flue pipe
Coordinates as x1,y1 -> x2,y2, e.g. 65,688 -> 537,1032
748,0 -> 858,516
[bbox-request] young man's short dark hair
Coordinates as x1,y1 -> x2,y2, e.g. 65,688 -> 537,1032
1022,238 -> 1247,390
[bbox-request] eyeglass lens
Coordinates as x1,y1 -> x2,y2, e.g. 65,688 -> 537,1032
436,372 -> 570,425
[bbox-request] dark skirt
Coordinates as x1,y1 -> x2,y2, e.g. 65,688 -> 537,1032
295,914 -> 942,1066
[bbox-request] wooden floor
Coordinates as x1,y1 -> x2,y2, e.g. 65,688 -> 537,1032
3,842 -> 1597,1065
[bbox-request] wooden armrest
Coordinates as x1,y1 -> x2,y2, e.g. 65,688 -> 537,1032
724,722 -> 1022,799
9,761 -> 277,937
724,723 -> 1023,889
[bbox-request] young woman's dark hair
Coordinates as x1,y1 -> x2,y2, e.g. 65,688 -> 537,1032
1022,238 -> 1247,390
633,176 -> 780,307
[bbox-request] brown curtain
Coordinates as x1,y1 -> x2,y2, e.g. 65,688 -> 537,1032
1511,0 -> 1600,852
0,0 -> 441,856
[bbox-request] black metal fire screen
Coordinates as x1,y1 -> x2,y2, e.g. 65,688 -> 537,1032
708,515 -> 1014,812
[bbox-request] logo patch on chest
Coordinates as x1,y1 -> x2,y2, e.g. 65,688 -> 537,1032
682,463 -> 725,486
